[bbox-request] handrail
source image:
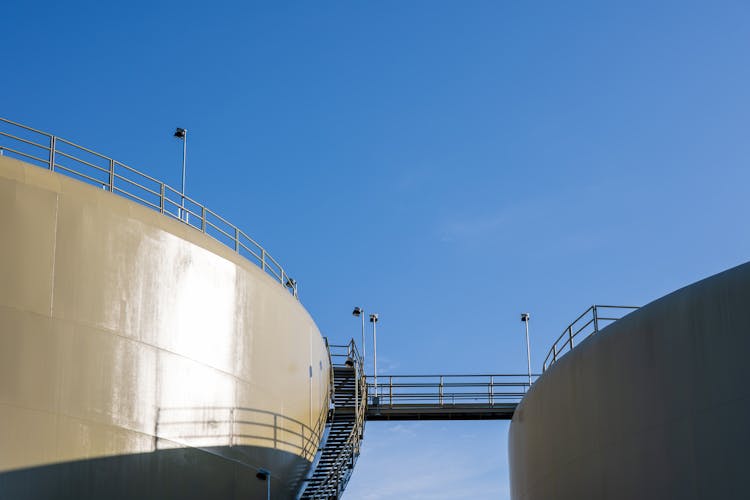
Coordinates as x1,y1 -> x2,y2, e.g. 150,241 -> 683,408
542,304 -> 639,372
329,338 -> 367,449
366,374 -> 534,408
312,338 -> 367,497
155,405 -> 325,462
0,117 -> 298,298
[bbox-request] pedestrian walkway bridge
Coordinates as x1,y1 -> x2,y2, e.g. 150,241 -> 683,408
361,305 -> 638,422
364,374 -> 534,421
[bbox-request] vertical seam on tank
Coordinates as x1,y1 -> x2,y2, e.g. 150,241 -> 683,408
49,192 -> 59,316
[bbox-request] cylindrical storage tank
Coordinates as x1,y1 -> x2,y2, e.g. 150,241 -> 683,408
509,263 -> 750,499
0,156 -> 331,499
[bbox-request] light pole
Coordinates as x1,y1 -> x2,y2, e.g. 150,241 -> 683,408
173,127 -> 187,221
256,469 -> 271,500
352,307 -> 366,364
521,313 -> 532,389
369,313 -> 379,405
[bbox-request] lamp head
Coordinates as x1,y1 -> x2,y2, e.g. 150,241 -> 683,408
174,127 -> 186,139
521,313 -> 530,322
352,306 -> 362,317
256,469 -> 270,481
369,313 -> 378,323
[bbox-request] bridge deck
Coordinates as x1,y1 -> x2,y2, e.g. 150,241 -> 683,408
366,403 -> 518,421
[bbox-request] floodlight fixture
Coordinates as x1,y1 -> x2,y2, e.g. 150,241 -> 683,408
352,306 -> 366,365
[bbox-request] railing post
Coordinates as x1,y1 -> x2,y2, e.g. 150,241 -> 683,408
201,206 -> 206,232
234,227 -> 239,252
489,375 -> 494,405
108,159 -> 115,192
568,325 -> 574,351
229,407 -> 235,447
48,136 -> 56,171
261,249 -> 266,271
159,183 -> 165,214
439,376 -> 444,405
593,305 -> 599,332
389,376 -> 393,408
354,362 -> 359,419
153,407 -> 160,451
553,344 -> 557,363
273,413 -> 277,448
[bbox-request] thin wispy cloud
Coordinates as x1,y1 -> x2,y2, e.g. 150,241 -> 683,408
439,211 -> 510,243
436,183 -> 613,254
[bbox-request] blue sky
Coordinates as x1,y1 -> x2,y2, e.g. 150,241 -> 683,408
4,1 -> 750,498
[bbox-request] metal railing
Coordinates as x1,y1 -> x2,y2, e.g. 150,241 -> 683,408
328,339 -> 367,454
320,339 -> 367,494
367,374 -> 534,408
0,117 -> 298,297
154,405 -> 327,463
542,304 -> 639,372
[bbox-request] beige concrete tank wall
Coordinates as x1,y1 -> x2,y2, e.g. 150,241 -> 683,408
0,156 -> 331,499
508,262 -> 750,499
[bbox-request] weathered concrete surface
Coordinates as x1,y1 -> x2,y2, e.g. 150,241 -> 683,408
509,263 -> 750,500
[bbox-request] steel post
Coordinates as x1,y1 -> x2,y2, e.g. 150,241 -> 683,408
525,319 -> 532,388
361,312 -> 366,366
49,136 -> 56,171
568,325 -> 574,350
180,129 -> 187,221
373,319 -> 378,401
593,305 -> 599,332
108,158 -> 115,192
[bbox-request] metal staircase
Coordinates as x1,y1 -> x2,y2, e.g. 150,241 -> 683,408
300,340 -> 366,499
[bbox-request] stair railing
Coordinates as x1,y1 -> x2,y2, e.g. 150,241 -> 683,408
309,338 -> 367,497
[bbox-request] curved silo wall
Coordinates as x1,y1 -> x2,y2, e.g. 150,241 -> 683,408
0,156 -> 331,499
509,262 -> 750,500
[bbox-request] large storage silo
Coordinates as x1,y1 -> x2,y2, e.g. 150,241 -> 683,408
509,263 -> 750,499
0,153 -> 331,499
